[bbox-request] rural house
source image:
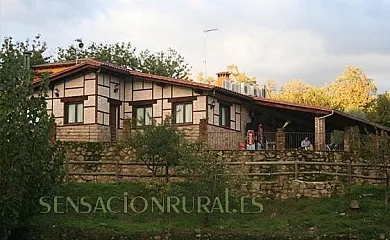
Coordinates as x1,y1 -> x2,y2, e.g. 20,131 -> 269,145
33,58 -> 390,151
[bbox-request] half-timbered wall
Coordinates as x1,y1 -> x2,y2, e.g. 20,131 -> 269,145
206,95 -> 244,132
123,78 -> 207,125
97,73 -> 125,128
48,69 -> 252,142
48,71 -> 97,126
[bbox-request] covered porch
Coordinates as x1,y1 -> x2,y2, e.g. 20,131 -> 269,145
207,97 -> 390,151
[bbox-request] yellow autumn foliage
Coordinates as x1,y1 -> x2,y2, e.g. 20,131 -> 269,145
273,79 -> 332,107
271,67 -> 377,111
327,66 -> 377,111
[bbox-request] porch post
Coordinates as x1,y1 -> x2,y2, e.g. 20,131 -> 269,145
276,128 -> 286,150
314,117 -> 326,151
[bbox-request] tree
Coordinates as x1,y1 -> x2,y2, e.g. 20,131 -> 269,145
0,46 -> 62,238
120,118 -> 190,180
328,66 -> 377,111
0,34 -> 50,66
195,64 -> 256,85
365,92 -> 390,128
264,79 -> 277,97
137,48 -> 190,79
346,109 -> 367,119
272,79 -> 332,107
57,42 -> 138,69
227,64 -> 256,85
196,71 -> 216,84
57,43 -> 191,79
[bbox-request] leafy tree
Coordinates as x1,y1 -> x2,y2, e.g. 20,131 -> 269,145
57,42 -> 191,79
0,34 -> 50,66
0,47 -> 62,238
137,48 -> 190,79
57,42 -> 138,69
365,92 -> 390,128
273,79 -> 331,107
120,118 -> 190,180
328,66 -> 377,111
227,64 -> 256,85
266,67 -> 377,113
196,71 -> 216,84
345,109 -> 367,119
195,64 -> 257,86
264,79 -> 277,97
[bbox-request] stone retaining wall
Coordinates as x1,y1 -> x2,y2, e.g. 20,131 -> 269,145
60,142 -> 388,199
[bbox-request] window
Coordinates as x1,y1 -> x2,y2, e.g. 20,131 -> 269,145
134,105 -> 152,127
65,102 -> 83,124
220,104 -> 230,127
174,102 -> 192,124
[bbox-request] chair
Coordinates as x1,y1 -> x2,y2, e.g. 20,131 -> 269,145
266,141 -> 276,150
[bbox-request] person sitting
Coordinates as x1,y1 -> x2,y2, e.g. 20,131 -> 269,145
300,137 -> 312,150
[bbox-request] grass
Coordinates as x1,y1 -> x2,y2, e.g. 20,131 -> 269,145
24,182 -> 390,239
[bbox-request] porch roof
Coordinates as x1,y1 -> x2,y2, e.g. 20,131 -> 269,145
251,96 -> 390,133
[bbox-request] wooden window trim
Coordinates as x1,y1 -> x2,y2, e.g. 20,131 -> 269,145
219,103 -> 231,128
61,96 -> 88,103
64,102 -> 84,125
173,102 -> 193,125
132,105 -> 153,128
218,99 -> 233,106
108,98 -> 122,106
168,96 -> 197,103
129,99 -> 157,106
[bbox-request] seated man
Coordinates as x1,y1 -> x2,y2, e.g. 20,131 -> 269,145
301,137 -> 312,150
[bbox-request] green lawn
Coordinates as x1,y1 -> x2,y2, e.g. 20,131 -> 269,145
25,182 -> 390,240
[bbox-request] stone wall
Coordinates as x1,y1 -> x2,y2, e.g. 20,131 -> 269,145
63,142 -> 150,183
60,142 -> 388,199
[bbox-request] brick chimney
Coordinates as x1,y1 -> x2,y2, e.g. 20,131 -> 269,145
216,71 -> 230,87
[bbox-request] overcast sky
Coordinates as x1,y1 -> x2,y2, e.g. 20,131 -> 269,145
1,0 -> 390,93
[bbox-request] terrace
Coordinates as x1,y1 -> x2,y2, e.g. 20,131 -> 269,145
207,131 -> 344,151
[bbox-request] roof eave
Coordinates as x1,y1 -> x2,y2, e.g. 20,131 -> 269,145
214,87 -> 253,101
334,110 -> 390,132
253,99 -> 332,115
